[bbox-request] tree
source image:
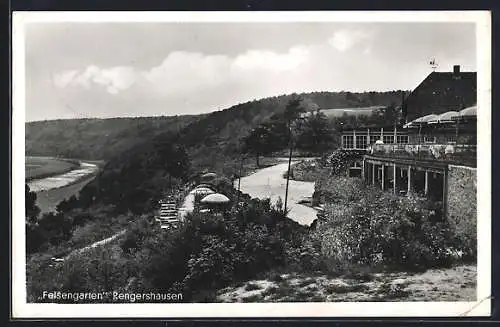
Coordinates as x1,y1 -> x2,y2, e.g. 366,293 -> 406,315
283,97 -> 306,214
296,110 -> 333,152
26,184 -> 46,254
56,195 -> 79,214
38,212 -> 73,246
25,184 -> 40,225
241,125 -> 275,167
283,97 -> 305,125
379,102 -> 400,126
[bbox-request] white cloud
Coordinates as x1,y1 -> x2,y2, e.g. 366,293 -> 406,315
54,46 -> 312,97
54,65 -> 137,94
232,46 -> 310,71
328,29 -> 373,52
53,69 -> 79,88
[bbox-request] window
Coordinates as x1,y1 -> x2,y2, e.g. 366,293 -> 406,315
446,136 -> 456,143
424,136 -> 436,143
383,135 -> 394,144
356,135 -> 367,149
342,135 -> 354,149
397,135 -> 409,144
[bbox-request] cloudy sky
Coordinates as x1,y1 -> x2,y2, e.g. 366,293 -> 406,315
24,22 -> 476,122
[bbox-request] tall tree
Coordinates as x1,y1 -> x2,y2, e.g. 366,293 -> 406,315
25,184 -> 40,225
241,125 -> 275,167
296,110 -> 333,152
379,102 -> 400,126
283,97 -> 306,214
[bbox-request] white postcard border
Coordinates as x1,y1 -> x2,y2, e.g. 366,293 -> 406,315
12,10 -> 491,318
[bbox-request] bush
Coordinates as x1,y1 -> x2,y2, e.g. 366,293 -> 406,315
314,185 -> 457,272
136,197 -> 309,300
287,160 -> 330,182
323,149 -> 365,176
314,176 -> 366,206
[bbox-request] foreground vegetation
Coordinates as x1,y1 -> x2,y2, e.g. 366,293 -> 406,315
217,264 -> 476,302
26,170 -> 475,303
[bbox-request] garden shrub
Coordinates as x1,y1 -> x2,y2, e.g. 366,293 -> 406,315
314,176 -> 366,205
314,185 -> 457,272
323,149 -> 365,176
136,196 -> 309,301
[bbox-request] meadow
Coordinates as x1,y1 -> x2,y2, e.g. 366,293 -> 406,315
26,156 -> 79,181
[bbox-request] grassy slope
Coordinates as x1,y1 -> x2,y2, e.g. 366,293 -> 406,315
26,156 -> 79,180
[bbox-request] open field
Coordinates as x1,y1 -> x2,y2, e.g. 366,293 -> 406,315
26,156 -> 79,181
320,106 -> 385,118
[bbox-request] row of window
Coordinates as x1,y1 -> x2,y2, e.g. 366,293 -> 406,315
342,135 -> 409,149
342,135 -> 458,148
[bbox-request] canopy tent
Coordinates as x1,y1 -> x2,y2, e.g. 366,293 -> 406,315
451,106 -> 477,120
428,111 -> 459,124
403,114 -> 439,128
190,187 -> 216,195
194,184 -> 215,190
200,193 -> 230,204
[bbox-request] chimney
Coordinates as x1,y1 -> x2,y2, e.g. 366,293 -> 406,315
453,65 -> 460,75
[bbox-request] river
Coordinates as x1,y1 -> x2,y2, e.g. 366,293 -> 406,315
27,160 -> 100,214
236,161 -> 317,226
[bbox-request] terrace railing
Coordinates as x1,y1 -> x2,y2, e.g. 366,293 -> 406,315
370,143 -> 477,167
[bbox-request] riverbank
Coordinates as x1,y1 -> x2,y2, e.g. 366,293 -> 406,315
27,158 -> 104,214
26,156 -> 80,181
34,171 -> 99,214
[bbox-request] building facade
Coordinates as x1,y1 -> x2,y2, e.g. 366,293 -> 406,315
339,65 -> 477,228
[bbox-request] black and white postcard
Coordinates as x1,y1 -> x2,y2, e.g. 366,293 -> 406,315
12,11 -> 491,318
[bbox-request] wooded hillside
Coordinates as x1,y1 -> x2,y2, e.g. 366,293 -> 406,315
25,115 -> 202,161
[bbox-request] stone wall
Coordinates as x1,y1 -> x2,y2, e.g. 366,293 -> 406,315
446,165 -> 477,249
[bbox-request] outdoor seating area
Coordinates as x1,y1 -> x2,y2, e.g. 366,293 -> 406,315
155,172 -> 232,229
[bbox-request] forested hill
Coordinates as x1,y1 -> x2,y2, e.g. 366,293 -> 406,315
73,90 -> 406,214
25,115 -> 202,161
26,90 -> 405,162
161,90 -> 406,170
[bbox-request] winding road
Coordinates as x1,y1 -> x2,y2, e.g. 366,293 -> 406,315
236,161 -> 317,226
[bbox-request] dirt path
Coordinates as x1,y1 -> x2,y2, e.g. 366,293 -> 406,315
236,161 -> 317,226
63,229 -> 127,260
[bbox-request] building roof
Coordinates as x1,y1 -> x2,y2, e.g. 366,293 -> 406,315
403,66 -> 477,122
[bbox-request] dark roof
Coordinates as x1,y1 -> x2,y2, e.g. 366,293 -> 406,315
403,70 -> 477,122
